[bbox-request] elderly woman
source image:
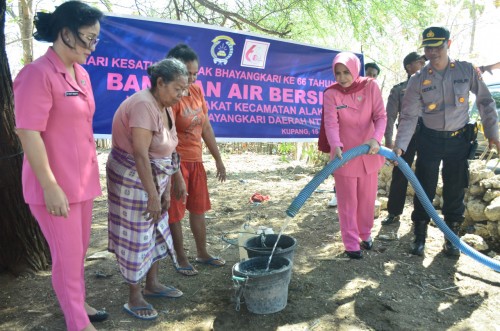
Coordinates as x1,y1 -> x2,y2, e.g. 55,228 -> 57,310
106,58 -> 188,320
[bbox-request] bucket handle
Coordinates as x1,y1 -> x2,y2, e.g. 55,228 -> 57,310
232,275 -> 249,311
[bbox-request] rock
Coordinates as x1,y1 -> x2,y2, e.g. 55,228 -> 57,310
480,175 -> 500,189
379,197 -> 388,210
487,221 -> 499,237
293,174 -> 309,180
483,189 -> 500,202
407,184 -> 415,197
469,161 -> 495,185
436,183 -> 443,196
461,234 -> 489,251
86,250 -> 115,261
473,223 -> 490,237
468,184 -> 485,196
466,198 -> 488,222
484,196 -> 500,221
266,176 -> 282,182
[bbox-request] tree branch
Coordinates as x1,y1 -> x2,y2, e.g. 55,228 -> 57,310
193,0 -> 291,37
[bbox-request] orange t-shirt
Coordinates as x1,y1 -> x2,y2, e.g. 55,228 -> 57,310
171,84 -> 208,162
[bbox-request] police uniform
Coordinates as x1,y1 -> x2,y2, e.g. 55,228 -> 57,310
384,80 -> 418,219
395,45 -> 498,255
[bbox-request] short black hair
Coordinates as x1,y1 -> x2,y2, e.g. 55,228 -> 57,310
33,1 -> 103,43
166,43 -> 199,63
364,62 -> 380,74
147,58 -> 188,90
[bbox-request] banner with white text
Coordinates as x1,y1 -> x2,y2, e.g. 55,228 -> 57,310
85,14 -> 364,141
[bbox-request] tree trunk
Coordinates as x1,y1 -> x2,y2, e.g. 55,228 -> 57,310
0,0 -> 50,275
19,0 -> 33,65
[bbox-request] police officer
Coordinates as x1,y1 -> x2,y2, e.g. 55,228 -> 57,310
394,26 -> 500,257
382,52 -> 425,225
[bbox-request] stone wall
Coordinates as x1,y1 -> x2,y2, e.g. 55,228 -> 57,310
377,160 -> 500,244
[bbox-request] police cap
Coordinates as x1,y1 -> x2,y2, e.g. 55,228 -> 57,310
421,26 -> 450,47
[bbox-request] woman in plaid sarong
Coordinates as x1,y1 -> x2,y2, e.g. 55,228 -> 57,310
107,58 -> 189,320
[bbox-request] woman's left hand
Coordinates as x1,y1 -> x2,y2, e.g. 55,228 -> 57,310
216,160 -> 226,182
365,138 -> 380,155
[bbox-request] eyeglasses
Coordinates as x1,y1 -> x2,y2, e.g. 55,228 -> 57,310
78,32 -> 100,48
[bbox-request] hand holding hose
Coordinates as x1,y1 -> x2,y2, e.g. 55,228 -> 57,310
365,138 -> 380,155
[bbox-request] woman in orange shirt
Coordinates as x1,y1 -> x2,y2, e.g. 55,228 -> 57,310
167,44 -> 227,276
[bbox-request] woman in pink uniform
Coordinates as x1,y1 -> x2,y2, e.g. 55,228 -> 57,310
14,1 -> 106,330
323,52 -> 387,259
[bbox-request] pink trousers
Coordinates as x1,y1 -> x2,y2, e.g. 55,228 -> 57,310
30,200 -> 93,331
334,172 -> 378,252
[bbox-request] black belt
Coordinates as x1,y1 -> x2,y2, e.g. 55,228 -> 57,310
420,125 -> 466,139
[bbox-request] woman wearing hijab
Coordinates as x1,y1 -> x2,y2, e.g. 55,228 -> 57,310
323,52 -> 387,259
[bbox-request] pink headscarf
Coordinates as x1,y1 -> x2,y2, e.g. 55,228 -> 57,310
330,52 -> 372,94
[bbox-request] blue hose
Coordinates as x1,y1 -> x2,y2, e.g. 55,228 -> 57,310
286,145 -> 500,272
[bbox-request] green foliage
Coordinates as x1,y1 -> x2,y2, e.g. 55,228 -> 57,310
302,143 -> 329,166
277,142 -> 296,162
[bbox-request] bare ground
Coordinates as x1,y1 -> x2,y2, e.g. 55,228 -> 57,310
1,150 -> 500,331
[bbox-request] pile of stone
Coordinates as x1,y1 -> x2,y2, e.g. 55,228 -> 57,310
377,159 -> 500,246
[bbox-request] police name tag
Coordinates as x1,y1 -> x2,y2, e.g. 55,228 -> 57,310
336,105 -> 347,110
65,91 -> 79,96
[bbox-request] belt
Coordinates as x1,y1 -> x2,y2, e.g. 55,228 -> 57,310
420,125 -> 466,139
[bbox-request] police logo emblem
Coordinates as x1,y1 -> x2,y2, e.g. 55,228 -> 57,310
211,36 -> 236,65
426,30 -> 435,38
423,79 -> 432,86
428,103 -> 437,111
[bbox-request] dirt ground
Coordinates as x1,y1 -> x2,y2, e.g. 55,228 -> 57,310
1,149 -> 500,331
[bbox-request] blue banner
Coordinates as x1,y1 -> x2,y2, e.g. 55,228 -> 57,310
85,14 -> 363,141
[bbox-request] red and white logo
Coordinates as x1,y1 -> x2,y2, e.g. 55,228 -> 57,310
241,39 -> 270,69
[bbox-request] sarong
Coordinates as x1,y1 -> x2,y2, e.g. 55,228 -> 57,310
106,148 -> 180,283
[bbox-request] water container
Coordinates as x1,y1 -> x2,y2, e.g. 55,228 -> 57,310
232,256 -> 292,314
244,234 -> 297,263
238,223 -> 256,261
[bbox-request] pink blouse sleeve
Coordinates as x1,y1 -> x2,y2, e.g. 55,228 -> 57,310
14,65 -> 53,131
323,89 -> 343,149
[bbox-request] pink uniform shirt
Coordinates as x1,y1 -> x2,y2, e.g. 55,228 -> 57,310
14,47 -> 102,205
323,63 -> 386,176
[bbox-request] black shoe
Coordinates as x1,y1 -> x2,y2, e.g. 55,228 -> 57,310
410,241 -> 425,256
88,310 -> 109,323
345,250 -> 363,259
443,240 -> 460,257
381,214 -> 400,226
360,239 -> 373,250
